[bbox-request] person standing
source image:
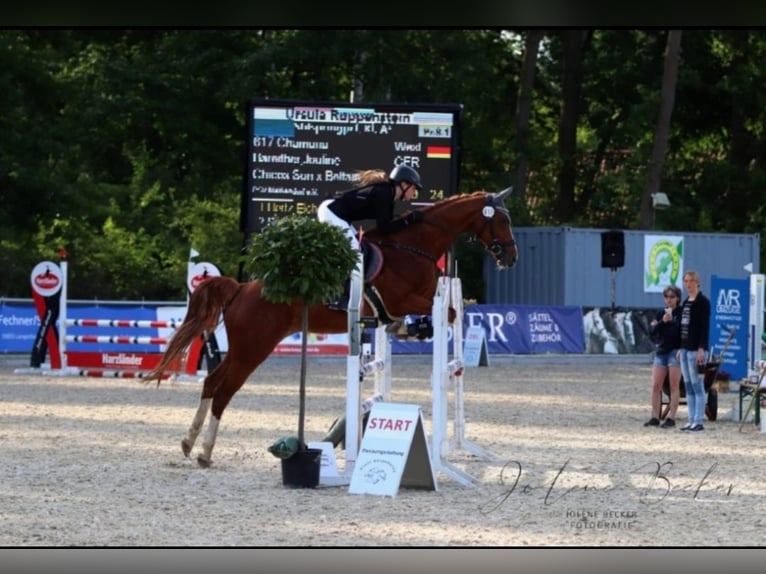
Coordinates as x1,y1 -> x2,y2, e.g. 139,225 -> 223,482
678,270 -> 711,432
644,285 -> 683,428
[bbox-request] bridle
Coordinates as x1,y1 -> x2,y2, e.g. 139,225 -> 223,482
480,194 -> 517,259
371,192 -> 516,266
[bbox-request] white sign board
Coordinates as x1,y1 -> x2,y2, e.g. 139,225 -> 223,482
463,326 -> 489,367
349,403 -> 436,496
307,441 -> 339,480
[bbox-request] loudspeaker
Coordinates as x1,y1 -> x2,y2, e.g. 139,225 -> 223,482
601,230 -> 625,269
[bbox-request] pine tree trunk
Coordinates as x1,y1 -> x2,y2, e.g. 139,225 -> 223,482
640,30 -> 682,229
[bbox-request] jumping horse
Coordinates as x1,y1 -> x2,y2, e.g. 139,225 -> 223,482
144,188 -> 519,467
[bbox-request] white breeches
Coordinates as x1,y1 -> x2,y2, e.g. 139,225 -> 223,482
318,199 -> 360,252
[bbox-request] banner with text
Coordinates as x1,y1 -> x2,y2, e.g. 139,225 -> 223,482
391,304 -> 585,355
2,302 -> 585,356
709,275 -> 748,380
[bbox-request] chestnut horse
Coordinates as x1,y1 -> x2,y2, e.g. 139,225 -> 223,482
144,188 -> 518,467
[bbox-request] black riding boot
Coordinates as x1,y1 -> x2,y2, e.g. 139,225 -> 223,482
328,279 -> 350,311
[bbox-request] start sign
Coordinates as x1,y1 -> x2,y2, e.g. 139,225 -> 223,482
349,402 -> 436,496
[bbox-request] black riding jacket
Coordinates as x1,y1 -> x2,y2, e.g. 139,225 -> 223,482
680,293 -> 711,351
328,182 -> 408,234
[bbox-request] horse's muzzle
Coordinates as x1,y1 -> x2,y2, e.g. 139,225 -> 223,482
489,241 -> 517,269
495,250 -> 518,269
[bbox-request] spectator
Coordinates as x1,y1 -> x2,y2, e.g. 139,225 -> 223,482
644,285 -> 682,428
678,270 -> 711,432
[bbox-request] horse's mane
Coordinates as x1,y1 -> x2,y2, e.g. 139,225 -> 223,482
420,190 -> 487,214
365,190 -> 488,241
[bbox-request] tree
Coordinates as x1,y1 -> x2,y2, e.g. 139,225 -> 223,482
514,29 -> 544,207
249,216 -> 358,456
639,30 -> 682,229
555,29 -> 592,223
4,29 -> 766,298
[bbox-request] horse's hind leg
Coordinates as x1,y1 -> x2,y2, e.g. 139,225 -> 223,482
196,354 -> 271,468
197,413 -> 221,468
188,302 -> 294,468
179,360 -> 228,462
181,397 -> 212,457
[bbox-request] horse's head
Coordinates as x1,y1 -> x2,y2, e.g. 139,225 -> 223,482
376,188 -> 518,273
474,187 -> 519,269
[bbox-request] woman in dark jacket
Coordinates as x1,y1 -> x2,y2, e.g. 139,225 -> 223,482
644,285 -> 683,428
317,165 -> 424,310
678,270 -> 711,432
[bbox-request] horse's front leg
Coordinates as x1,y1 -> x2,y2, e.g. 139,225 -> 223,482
388,294 -> 434,321
182,397 -> 212,458
385,293 -> 437,337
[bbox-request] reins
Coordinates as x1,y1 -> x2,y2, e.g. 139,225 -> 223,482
368,192 -> 516,266
370,239 -> 441,265
369,210 -> 463,265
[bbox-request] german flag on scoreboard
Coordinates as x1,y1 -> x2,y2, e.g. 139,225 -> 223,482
426,145 -> 451,159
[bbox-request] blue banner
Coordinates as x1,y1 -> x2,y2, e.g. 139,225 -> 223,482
4,301 -> 586,356
391,304 -> 585,355
709,275 -> 748,380
0,302 -> 42,352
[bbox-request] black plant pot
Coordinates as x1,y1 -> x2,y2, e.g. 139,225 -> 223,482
280,447 -> 322,488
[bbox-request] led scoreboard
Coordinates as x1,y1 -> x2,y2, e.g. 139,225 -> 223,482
241,99 -> 462,234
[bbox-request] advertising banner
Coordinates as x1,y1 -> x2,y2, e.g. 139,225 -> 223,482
709,275 -> 748,380
391,304 -> 585,355
2,302 -> 586,357
644,234 -> 684,293
0,302 -> 43,353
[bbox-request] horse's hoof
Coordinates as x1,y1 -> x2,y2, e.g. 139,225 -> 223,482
197,456 -> 211,468
181,440 -> 192,457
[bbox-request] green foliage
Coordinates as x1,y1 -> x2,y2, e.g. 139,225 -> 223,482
4,29 -> 766,299
248,214 -> 358,451
248,216 -> 359,306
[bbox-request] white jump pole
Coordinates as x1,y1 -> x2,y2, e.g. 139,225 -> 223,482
374,324 -> 392,399
321,248 -> 391,487
449,277 -> 497,461
748,273 -> 765,382
60,260 -> 69,369
343,251 -> 365,475
430,276 -> 475,486
430,275 -> 496,487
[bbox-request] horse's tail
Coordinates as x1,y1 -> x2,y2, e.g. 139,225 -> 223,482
144,276 -> 242,384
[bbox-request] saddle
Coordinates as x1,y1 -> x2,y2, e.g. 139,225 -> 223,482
356,240 -> 395,325
326,239 -> 396,325
357,241 -> 432,334
360,239 -> 383,282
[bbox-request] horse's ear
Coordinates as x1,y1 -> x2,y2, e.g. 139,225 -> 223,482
496,187 -> 513,200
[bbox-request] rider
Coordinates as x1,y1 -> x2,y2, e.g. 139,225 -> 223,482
317,164 -> 425,310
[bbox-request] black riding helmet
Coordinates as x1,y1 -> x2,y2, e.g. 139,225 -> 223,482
389,164 -> 423,190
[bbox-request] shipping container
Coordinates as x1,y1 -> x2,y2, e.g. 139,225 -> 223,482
484,227 -> 760,308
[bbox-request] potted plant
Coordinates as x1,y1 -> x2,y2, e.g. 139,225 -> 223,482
249,215 -> 358,488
